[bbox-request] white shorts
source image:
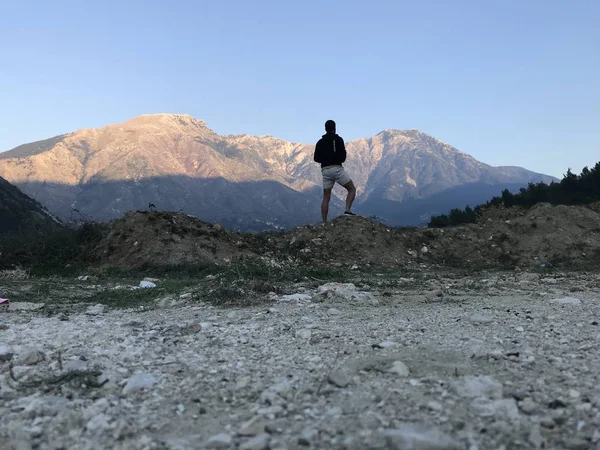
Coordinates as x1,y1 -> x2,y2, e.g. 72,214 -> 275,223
322,165 -> 351,190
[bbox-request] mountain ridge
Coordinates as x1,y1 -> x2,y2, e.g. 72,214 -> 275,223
0,114 -> 556,230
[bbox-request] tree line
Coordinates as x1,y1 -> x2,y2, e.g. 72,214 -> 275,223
428,162 -> 600,228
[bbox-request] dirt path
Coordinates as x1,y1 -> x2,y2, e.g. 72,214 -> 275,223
2,272 -> 600,449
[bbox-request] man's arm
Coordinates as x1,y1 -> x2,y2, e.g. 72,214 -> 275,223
340,138 -> 347,163
314,140 -> 322,163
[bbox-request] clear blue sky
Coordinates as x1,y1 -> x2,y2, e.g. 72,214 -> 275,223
1,0 -> 599,178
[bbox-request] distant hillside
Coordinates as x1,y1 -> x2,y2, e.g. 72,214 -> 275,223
0,114 -> 557,229
0,176 -> 60,234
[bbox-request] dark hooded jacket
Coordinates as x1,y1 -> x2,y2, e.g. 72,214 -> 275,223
314,133 -> 346,168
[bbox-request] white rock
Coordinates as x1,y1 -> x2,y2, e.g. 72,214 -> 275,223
376,340 -> 399,349
9,302 -> 45,311
491,398 -> 520,424
239,416 -> 267,436
388,361 -> 410,377
316,282 -> 376,304
327,308 -> 342,315
515,326 -> 524,332
85,304 -> 105,315
86,413 -> 110,434
328,370 -> 351,388
17,348 -> 46,366
298,428 -> 318,446
451,375 -> 503,399
295,329 -> 312,340
383,423 -> 462,450
469,313 -> 493,324
550,296 -> 582,305
139,281 -> 156,289
122,373 -> 158,395
427,401 -> 443,411
569,389 -> 581,398
528,424 -> 544,448
279,293 -> 312,302
200,322 -> 214,331
240,433 -> 270,450
421,246 -> 429,254
205,433 -> 232,449
0,345 -> 15,362
64,359 -> 87,372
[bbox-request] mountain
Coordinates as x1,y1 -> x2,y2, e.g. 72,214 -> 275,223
0,175 -> 60,235
0,114 -> 556,229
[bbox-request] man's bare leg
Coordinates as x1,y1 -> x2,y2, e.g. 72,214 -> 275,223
321,189 -> 332,223
343,181 -> 356,212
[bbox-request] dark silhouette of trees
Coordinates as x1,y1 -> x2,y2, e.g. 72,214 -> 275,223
428,162 -> 600,227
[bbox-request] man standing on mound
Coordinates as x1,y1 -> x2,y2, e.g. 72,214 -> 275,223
314,120 -> 357,223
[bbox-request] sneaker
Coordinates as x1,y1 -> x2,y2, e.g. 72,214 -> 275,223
344,211 -> 357,216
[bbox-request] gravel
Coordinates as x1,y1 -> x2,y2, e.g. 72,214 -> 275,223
1,271 -> 600,449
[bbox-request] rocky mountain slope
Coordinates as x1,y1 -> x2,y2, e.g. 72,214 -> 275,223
0,175 -> 59,234
0,114 -> 555,229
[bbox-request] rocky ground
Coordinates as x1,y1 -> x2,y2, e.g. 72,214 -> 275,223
2,271 -> 600,449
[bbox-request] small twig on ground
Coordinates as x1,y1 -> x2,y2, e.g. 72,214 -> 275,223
9,362 -> 18,382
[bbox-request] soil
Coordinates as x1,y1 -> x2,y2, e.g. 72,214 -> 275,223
93,204 -> 600,272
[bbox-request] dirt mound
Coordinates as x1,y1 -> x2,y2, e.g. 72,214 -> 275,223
269,216 -> 418,268
422,202 -> 600,269
94,205 -> 600,271
95,211 -> 249,268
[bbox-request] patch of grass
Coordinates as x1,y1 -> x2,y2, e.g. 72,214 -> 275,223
86,278 -> 196,308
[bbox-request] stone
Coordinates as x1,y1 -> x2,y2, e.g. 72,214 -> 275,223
139,280 -> 156,289
122,373 -> 158,395
569,389 -> 581,398
259,379 -> 293,405
327,308 -> 342,315
427,401 -> 443,411
519,400 -> 538,415
9,302 -> 45,311
491,398 -> 520,424
374,340 -> 399,349
451,376 -> 503,399
85,304 -> 105,315
298,428 -> 318,446
295,329 -> 312,340
0,345 -> 15,362
279,293 -> 312,302
528,424 -> 544,449
64,359 -> 87,372
564,437 -> 590,450
388,361 -> 410,377
17,348 -> 46,366
316,283 -> 376,304
86,413 -> 110,434
551,297 -> 582,305
240,433 -> 270,450
328,370 -> 351,388
383,423 -> 462,450
469,313 -> 493,324
239,416 -> 267,436
205,433 -> 233,449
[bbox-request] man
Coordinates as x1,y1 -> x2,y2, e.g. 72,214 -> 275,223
314,120 -> 357,223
